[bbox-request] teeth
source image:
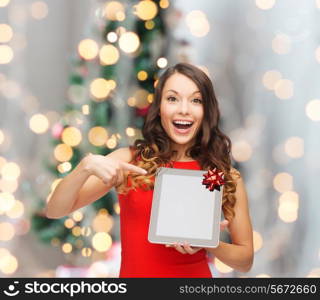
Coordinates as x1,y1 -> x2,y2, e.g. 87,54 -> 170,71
173,120 -> 193,125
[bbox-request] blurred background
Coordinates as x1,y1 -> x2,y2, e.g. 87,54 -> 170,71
0,0 -> 320,278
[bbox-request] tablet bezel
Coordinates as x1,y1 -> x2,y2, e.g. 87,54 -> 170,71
148,167 -> 223,248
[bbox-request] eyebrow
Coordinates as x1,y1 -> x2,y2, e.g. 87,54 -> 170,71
165,89 -> 201,95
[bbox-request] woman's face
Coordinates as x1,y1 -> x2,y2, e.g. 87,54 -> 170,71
159,73 -> 204,153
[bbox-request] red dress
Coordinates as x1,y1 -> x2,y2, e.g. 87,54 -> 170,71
117,160 -> 212,278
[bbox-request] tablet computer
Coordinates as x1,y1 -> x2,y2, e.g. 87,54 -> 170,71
148,167 -> 223,248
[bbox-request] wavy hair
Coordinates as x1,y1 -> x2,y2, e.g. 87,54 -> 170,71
117,63 -> 240,221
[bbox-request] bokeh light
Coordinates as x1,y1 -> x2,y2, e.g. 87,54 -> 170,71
0,45 -> 14,64
78,39 -> 99,60
278,191 -> 299,223
255,0 -> 276,10
99,44 -> 119,65
134,0 -> 158,21
305,99 -> 320,121
186,10 -> 210,37
90,78 -> 112,100
54,143 -> 73,162
0,24 -> 13,43
232,140 -> 253,162
119,32 -> 140,53
62,126 -> 82,147
29,114 -> 49,134
272,34 -> 291,54
274,79 -> 294,99
0,0 -> 10,7
104,1 -> 125,21
30,1 -> 48,20
88,127 -> 108,146
253,231 -> 263,252
92,232 -> 112,252
0,222 -> 15,241
262,70 -> 282,90
1,162 -> 21,180
284,137 -> 304,158
273,172 -> 293,193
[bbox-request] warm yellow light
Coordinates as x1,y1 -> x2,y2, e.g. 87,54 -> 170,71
104,1 -> 125,21
305,99 -> 320,121
127,97 -> 136,107
29,114 -> 49,134
0,178 -> 18,193
274,79 -> 293,99
272,34 -> 291,54
88,126 -> 108,146
114,202 -> 120,214
1,162 -> 20,180
99,44 -> 119,65
57,162 -> 72,173
82,247 -> 92,257
284,137 -> 304,158
90,78 -> 111,100
92,232 -> 112,252
157,57 -> 168,68
0,45 -> 14,64
278,196 -> 299,223
30,1 -> 48,20
72,211 -> 83,222
0,254 -> 18,275
78,39 -> 99,60
82,104 -> 90,115
145,20 -> 155,30
92,213 -> 114,233
119,32 -> 140,53
134,0 -> 158,21
72,226 -> 81,237
137,70 -> 148,81
125,127 -> 135,137
256,273 -> 271,278
186,10 -> 210,37
62,126 -> 82,147
255,0 -> 276,10
81,226 -> 92,237
64,218 -> 75,229
253,231 -> 263,252
106,138 -> 117,149
159,0 -> 170,9
214,257 -> 233,273
0,0 -> 10,7
0,222 -> 15,241
262,70 -> 282,90
231,140 -> 252,162
273,172 -> 293,193
54,143 -> 73,162
62,243 -> 72,253
0,24 -> 13,42
0,192 -> 15,213
5,200 -> 24,219
147,94 -> 154,103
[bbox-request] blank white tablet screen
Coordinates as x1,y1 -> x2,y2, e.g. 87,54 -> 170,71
155,173 -> 215,240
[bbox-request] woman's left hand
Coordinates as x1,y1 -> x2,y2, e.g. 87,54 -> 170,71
165,219 -> 229,255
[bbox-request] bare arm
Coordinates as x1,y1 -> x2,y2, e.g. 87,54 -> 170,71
45,147 -> 146,219
205,171 -> 254,273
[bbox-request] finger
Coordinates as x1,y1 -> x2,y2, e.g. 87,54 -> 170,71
183,242 -> 202,255
174,243 -> 187,254
165,244 -> 172,248
115,168 -> 125,187
120,161 -> 147,175
220,219 -> 229,231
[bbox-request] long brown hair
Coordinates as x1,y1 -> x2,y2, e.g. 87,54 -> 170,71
118,62 -> 240,221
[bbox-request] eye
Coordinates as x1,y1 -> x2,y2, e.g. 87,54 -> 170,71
192,98 -> 203,104
167,96 -> 177,102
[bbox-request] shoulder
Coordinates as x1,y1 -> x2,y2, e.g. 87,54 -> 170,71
105,147 -> 134,164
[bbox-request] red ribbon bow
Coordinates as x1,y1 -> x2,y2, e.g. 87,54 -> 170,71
202,168 -> 225,192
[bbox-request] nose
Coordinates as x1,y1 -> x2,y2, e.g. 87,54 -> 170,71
178,98 -> 189,115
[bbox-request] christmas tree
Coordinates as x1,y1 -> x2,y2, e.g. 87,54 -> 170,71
31,0 -> 170,264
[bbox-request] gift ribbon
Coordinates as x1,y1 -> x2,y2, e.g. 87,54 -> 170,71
202,168 -> 225,191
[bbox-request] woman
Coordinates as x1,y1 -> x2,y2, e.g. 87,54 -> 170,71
46,63 -> 253,278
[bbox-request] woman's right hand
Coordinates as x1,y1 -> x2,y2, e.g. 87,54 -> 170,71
82,153 -> 147,187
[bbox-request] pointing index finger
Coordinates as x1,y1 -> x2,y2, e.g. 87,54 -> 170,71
120,161 -> 148,175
